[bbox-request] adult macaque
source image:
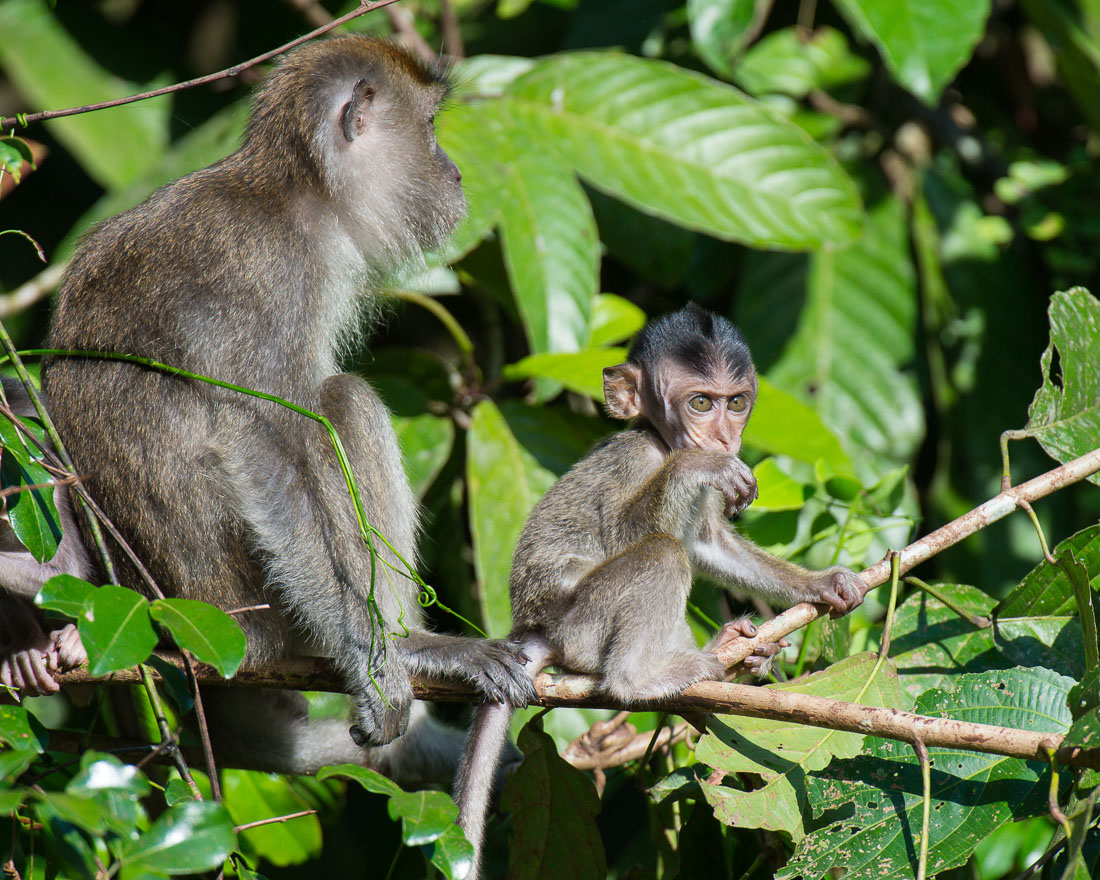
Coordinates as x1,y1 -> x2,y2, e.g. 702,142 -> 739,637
455,304 -> 864,873
40,36 -> 533,780
0,380 -> 89,697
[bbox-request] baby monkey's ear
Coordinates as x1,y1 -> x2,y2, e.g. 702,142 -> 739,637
603,363 -> 643,420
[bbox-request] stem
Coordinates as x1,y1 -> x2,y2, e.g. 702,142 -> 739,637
905,577 -> 991,628
139,664 -> 200,800
914,739 -> 930,880
0,327 -> 116,582
877,551 -> 901,660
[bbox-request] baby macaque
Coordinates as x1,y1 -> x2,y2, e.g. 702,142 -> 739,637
455,304 -> 864,875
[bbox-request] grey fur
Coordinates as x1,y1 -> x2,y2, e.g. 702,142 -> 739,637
37,36 -> 532,775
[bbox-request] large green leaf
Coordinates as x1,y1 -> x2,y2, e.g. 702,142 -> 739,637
503,348 -> 626,399
117,800 -> 235,876
502,718 -> 606,880
0,704 -> 47,754
745,378 -> 854,471
697,653 -> 903,839
507,52 -> 862,250
0,449 -> 61,563
467,99 -> 600,358
889,584 -> 1007,703
780,667 -> 1072,880
0,0 -> 169,189
79,585 -> 157,676
833,0 -> 992,104
1025,288 -> 1100,484
746,197 -> 922,466
466,401 -> 556,637
148,598 -> 247,678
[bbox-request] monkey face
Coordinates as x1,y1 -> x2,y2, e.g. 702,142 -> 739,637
641,360 -> 756,454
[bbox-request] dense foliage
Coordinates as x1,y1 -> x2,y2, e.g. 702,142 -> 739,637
2,0 -> 1100,877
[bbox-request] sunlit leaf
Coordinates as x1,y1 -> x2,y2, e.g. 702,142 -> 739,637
80,585 -> 157,676
507,52 -> 862,249
149,598 -> 247,678
1,449 -> 61,562
117,800 -> 235,875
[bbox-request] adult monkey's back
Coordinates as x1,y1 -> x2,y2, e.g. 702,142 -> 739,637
43,35 -> 533,773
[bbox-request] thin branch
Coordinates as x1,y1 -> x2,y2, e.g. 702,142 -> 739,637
234,809 -> 317,833
0,0 -> 404,131
714,446 -> 1100,668
0,475 -> 81,499
54,654 -> 1100,770
385,5 -> 437,65
0,263 -> 65,319
439,0 -> 465,59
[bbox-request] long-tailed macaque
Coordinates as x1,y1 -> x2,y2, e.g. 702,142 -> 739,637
455,305 -> 865,874
0,380 -> 89,697
38,36 -> 533,781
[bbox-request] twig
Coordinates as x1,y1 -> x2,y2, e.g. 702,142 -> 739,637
714,446 -> 1100,668
139,664 -> 201,800
234,809 -> 317,833
385,5 -> 437,65
0,1 -> 404,131
0,263 -> 65,319
55,654 -> 1100,770
439,0 -> 465,59
905,577 -> 991,628
0,475 -> 81,498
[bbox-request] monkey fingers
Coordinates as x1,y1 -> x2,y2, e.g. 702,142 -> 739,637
812,567 -> 867,618
718,459 -> 758,518
454,640 -> 538,707
349,664 -> 414,748
51,624 -> 87,671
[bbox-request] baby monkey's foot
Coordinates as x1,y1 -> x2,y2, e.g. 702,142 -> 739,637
709,618 -> 790,678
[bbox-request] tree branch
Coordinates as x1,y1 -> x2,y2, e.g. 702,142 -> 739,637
714,445 -> 1100,668
0,0 -> 403,132
54,653 -> 1100,770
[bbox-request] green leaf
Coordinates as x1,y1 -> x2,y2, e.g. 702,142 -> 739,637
452,55 -> 536,99
64,752 -> 150,835
751,458 -> 811,511
33,792 -> 108,835
589,294 -> 646,347
687,0 -> 768,76
149,598 -> 247,678
0,137 -> 31,183
1,449 -> 61,562
80,585 -> 157,676
734,26 -> 871,98
744,377 -> 854,471
470,99 -> 600,359
1025,288 -> 1100,484
222,769 -> 321,867
780,667 -> 1072,880
435,101 -> 510,262
317,763 -> 403,797
996,525 -> 1100,618
833,0 -> 992,104
0,0 -> 169,189
164,778 -> 197,807
118,800 -> 235,875
0,704 -> 47,753
507,52 -> 862,250
466,401 -> 556,637
1065,707 -> 1100,749
745,196 -> 922,466
502,717 -> 606,880
889,584 -> 1006,702
393,413 -> 454,499
698,653 -> 903,839
503,348 -> 627,399
422,824 -> 475,880
0,749 -> 36,784
36,573 -> 97,620
388,790 -> 460,845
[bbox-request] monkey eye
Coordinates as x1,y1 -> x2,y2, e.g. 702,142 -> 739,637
688,395 -> 713,413
728,395 -> 748,413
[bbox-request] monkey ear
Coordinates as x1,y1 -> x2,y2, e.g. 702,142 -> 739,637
603,364 -> 643,420
341,79 -> 376,143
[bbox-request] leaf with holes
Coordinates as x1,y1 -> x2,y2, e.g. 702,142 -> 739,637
779,667 -> 1072,880
1025,288 -> 1100,485
697,653 -> 903,839
506,52 -> 861,250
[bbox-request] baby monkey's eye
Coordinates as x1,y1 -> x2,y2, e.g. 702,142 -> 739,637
688,395 -> 713,413
728,394 -> 748,413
